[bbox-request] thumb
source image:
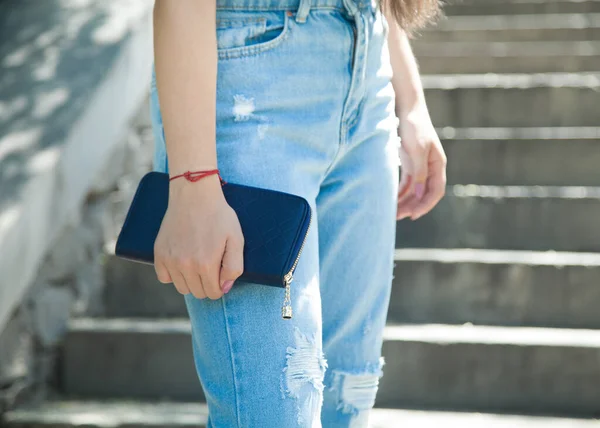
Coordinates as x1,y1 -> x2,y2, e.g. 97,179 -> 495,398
220,237 -> 244,293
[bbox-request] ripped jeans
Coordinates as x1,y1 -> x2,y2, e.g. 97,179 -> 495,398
149,0 -> 400,426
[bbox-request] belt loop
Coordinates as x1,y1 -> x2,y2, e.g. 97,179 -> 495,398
370,0 -> 378,17
295,0 -> 311,23
342,0 -> 359,17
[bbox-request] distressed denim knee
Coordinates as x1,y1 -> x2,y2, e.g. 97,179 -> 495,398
280,326 -> 329,426
321,358 -> 386,426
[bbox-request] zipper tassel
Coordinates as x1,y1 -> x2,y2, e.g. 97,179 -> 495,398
281,210 -> 312,320
282,274 -> 293,319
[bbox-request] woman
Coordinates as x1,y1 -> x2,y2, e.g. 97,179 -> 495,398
150,0 -> 446,426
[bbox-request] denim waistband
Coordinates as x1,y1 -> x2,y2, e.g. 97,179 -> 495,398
216,0 -> 377,14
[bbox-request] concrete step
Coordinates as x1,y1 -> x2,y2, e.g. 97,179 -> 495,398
415,42 -> 600,73
396,186 -> 600,252
61,318 -> 202,401
102,243 -> 187,318
390,249 -> 600,329
102,247 -> 600,328
443,0 -> 600,16
440,127 -> 600,186
2,401 -> 209,428
422,73 -> 600,127
420,14 -> 600,42
4,401 -> 600,428
59,318 -> 600,416
378,323 -> 600,416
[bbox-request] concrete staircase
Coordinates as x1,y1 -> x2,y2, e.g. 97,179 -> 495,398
4,0 -> 600,426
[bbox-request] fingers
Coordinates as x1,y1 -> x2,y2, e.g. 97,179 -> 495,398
396,177 -> 414,221
181,267 -> 207,300
397,139 -> 429,220
220,236 -> 245,294
397,194 -> 418,221
410,154 -> 428,202
396,146 -> 414,220
160,257 -> 223,300
398,173 -> 412,202
197,258 -> 223,300
155,260 -> 172,284
155,242 -> 232,300
167,267 -> 191,296
411,160 -> 447,221
402,138 -> 427,190
396,128 -> 448,221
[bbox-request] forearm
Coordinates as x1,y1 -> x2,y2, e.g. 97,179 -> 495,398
384,9 -> 427,116
153,0 -> 218,174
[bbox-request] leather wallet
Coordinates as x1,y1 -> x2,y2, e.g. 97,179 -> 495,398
114,171 -> 312,318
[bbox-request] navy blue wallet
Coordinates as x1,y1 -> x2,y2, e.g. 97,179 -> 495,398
114,171 -> 312,318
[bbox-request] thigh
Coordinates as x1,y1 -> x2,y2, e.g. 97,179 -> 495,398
148,7 -> 357,427
317,5 -> 400,426
317,114 -> 399,372
317,105 -> 399,426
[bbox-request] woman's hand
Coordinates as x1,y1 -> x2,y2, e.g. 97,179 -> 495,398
383,5 -> 447,221
396,105 -> 447,221
153,175 -> 245,299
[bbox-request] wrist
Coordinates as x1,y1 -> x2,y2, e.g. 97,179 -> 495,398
168,172 -> 224,201
396,98 -> 428,120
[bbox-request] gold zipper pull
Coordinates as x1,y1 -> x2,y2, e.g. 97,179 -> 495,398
281,209 -> 311,320
282,274 -> 293,319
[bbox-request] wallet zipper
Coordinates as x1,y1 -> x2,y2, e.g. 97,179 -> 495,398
281,210 -> 312,320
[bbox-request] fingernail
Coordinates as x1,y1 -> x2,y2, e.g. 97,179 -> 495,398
415,183 -> 425,200
222,280 -> 234,294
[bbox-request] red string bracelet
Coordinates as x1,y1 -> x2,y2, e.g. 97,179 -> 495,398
169,169 -> 227,186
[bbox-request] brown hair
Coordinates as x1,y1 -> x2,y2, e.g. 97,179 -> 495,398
380,0 -> 442,35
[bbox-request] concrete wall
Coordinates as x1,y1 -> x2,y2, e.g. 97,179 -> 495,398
0,0 -> 154,410
0,0 -> 154,333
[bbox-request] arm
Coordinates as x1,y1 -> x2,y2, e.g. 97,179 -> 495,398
152,0 -> 244,299
386,19 -> 426,116
384,10 -> 447,221
153,0 -> 218,176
